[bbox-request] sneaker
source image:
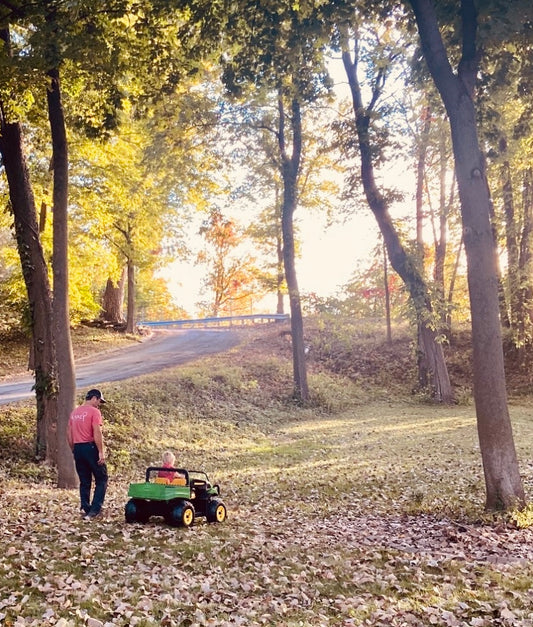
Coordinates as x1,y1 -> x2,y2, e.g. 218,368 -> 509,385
84,511 -> 102,521
80,508 -> 89,518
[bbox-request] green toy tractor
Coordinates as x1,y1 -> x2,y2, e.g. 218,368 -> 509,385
125,467 -> 227,527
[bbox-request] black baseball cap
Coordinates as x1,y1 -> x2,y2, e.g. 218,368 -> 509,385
86,388 -> 107,403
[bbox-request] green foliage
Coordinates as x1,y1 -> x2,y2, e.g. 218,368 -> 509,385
0,1 -> 213,336
0,217 -> 27,333
0,406 -> 45,481
136,272 -> 187,321
221,0 -> 333,102
0,271 -> 28,335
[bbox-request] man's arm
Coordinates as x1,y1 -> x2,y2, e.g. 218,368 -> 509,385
67,418 -> 73,451
93,422 -> 105,464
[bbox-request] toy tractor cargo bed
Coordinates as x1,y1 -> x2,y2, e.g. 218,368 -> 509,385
127,482 -> 190,500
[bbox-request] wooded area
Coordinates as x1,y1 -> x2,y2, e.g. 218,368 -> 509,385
1,0 -> 533,510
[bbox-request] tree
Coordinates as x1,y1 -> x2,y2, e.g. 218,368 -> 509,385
0,0 -> 215,479
339,246 -> 405,320
337,18 -> 453,402
406,0 -> 526,509
198,208 -> 259,317
0,0 -> 135,480
247,198 -> 286,315
228,94 -> 341,319
47,64 -> 77,487
220,0 -> 339,402
71,120 -> 184,333
0,26 -> 58,460
479,34 -> 533,357
100,271 -> 126,326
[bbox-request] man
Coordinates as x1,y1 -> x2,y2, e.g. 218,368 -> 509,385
67,388 -> 108,520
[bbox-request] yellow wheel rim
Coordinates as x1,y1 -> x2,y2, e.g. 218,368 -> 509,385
183,507 -> 194,526
216,505 -> 226,522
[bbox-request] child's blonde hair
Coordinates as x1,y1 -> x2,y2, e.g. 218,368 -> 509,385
162,450 -> 176,465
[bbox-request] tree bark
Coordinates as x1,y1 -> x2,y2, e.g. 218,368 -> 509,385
101,269 -> 126,324
408,0 -> 524,509
383,240 -> 392,344
416,105 -> 431,255
126,256 -> 136,334
47,67 -> 78,487
499,138 -> 520,335
518,167 -> 533,362
278,94 -> 309,403
340,25 -> 453,403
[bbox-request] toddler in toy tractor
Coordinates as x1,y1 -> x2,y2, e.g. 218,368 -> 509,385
156,450 -> 186,485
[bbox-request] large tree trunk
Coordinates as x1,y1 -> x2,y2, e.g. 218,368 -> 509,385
278,94 -> 309,403
101,269 -> 126,324
408,0 -> 524,509
0,48 -> 58,459
47,67 -> 77,488
340,26 -> 453,403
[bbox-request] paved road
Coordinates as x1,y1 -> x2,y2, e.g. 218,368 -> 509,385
0,328 -> 241,405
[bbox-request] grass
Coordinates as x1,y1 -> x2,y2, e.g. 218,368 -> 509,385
0,321 -> 533,626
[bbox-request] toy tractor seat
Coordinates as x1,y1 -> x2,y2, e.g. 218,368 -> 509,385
153,476 -> 187,486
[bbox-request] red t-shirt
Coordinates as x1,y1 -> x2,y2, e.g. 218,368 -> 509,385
69,404 -> 102,444
158,463 -> 176,480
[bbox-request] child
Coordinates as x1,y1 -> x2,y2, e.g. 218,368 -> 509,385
158,450 -> 177,480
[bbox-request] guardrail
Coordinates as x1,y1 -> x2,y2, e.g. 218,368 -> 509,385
139,314 -> 290,328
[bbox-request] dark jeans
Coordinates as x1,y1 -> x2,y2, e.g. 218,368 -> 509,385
73,442 -> 108,515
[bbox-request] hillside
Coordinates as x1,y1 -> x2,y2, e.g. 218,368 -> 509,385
3,318 -> 532,400
5,317 -> 533,405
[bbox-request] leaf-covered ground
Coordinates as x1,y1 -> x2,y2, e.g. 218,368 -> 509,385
2,400 -> 533,627
1,321 -> 533,626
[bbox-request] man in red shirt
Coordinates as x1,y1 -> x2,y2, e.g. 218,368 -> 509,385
67,388 -> 108,520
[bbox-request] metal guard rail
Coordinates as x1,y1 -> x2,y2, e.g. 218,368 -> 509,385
139,313 -> 290,328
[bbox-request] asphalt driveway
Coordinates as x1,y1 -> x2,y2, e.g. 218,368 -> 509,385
0,328 -> 241,405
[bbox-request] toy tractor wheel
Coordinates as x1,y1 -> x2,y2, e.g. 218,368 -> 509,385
206,498 -> 227,523
166,501 -> 195,527
125,499 -> 149,523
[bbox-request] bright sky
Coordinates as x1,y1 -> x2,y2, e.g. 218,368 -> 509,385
161,209 -> 382,317
160,56 -> 415,318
